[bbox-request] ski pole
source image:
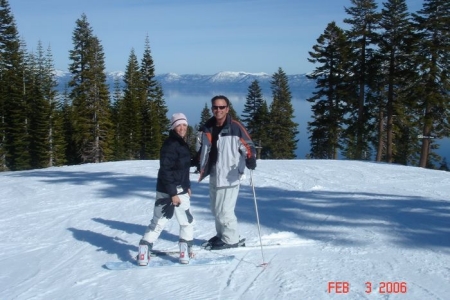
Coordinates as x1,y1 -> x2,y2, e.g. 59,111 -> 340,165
250,170 -> 267,266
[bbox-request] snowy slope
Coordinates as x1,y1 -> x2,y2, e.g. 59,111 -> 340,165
0,160 -> 449,299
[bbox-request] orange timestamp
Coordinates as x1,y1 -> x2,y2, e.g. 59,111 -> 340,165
327,281 -> 407,294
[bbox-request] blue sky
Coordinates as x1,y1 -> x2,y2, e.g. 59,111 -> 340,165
11,0 -> 423,75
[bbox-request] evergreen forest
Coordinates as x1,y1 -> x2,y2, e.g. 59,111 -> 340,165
0,0 -> 448,172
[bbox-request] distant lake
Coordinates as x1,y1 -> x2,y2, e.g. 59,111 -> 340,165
164,90 -> 449,163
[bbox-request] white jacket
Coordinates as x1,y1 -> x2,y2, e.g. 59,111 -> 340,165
198,115 -> 256,187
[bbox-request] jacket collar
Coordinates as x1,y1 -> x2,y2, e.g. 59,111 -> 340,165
206,114 -> 231,129
169,130 -> 187,144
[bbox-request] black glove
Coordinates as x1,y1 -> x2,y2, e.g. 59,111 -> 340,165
156,198 -> 175,219
246,157 -> 256,170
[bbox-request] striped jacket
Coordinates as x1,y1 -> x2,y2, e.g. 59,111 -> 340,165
198,114 -> 256,187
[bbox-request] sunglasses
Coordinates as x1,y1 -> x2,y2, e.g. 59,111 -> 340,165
212,105 -> 228,110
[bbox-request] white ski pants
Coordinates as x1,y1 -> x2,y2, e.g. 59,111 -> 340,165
142,191 -> 194,243
209,165 -> 240,245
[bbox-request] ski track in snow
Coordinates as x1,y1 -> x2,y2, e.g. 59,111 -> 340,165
220,252 -> 263,298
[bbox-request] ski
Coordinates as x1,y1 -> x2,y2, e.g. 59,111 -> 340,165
148,238 -> 315,256
200,238 -> 315,252
201,238 -> 246,250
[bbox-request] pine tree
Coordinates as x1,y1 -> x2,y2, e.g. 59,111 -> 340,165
24,41 -> 64,168
68,14 -> 112,163
118,49 -> 142,160
307,22 -> 352,159
26,42 -> 51,169
198,103 -> 212,128
0,0 -> 8,170
376,0 -> 417,164
140,36 -> 169,159
146,84 -> 167,159
44,45 -> 66,166
343,0 -> 382,160
227,102 -> 240,122
266,68 -> 299,159
61,86 -> 77,164
411,0 -> 450,168
0,0 -> 29,170
241,80 -> 265,134
242,80 -> 268,158
50,100 -> 67,167
186,124 -> 197,158
254,100 -> 270,159
439,157 -> 449,171
111,77 -> 124,160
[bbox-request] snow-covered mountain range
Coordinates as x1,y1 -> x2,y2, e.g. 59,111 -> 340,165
55,70 -> 316,98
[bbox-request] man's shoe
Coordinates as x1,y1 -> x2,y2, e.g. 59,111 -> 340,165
210,239 -> 238,250
201,236 -> 220,248
208,236 -> 220,245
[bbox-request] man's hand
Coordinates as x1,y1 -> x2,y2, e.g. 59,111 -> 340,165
246,157 -> 256,170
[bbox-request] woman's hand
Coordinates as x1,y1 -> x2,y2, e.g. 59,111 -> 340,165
171,195 -> 181,206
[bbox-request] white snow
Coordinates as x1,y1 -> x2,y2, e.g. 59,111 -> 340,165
209,71 -> 270,82
107,71 -> 125,79
1,160 -> 449,299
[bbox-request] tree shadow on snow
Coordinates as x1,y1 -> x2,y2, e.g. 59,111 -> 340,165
23,166 -> 449,252
9,169 -> 157,200
229,182 -> 450,250
91,217 -> 180,244
67,225 -> 180,268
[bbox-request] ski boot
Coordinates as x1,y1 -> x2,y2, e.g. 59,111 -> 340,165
137,239 -> 153,266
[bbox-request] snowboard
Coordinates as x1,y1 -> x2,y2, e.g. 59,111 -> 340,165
105,254 -> 235,270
